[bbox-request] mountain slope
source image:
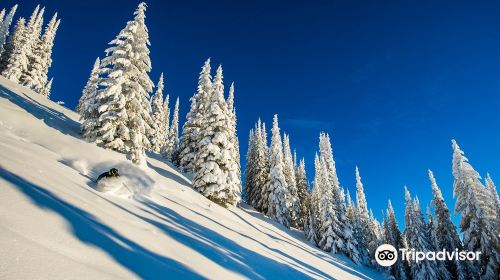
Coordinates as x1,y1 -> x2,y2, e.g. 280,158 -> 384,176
0,76 -> 385,280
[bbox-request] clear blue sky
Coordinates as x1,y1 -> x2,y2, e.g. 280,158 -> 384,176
5,0 -> 500,226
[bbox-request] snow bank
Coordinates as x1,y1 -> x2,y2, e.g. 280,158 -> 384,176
0,76 -> 386,279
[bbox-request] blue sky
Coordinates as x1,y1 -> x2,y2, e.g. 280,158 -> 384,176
5,0 -> 500,226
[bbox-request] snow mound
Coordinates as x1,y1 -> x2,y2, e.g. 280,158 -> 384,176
0,76 -> 386,279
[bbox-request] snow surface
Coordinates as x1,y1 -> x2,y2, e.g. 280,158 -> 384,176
0,76 -> 386,279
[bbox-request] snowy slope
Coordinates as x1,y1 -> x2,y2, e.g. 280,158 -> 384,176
0,76 -> 386,280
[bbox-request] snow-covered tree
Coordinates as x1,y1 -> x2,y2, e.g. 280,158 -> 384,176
452,139 -> 500,279
177,58 -> 212,171
354,166 -> 375,265
426,206 -> 453,280
163,97 -> 179,160
404,187 -> 439,280
244,128 -> 257,204
41,77 -> 53,98
283,133 -> 300,228
81,3 -> 154,165
244,119 -> 270,212
150,73 -> 166,153
77,57 -> 101,115
266,114 -> 290,226
1,17 -> 28,82
429,169 -> 469,280
315,132 -> 358,261
0,4 -> 17,57
224,82 -> 241,202
383,200 -> 409,280
485,173 -> 500,235
192,65 -> 240,206
296,158 -> 311,230
20,6 -> 46,89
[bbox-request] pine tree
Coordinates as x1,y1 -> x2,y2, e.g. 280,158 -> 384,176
296,158 -> 311,230
429,169 -> 469,280
225,82 -> 242,203
485,173 -> 500,236
354,166 -> 375,265
81,3 -> 154,165
164,97 -> 179,160
1,17 -> 28,82
266,114 -> 290,226
177,58 -> 212,171
244,128 -> 257,204
383,200 -> 409,280
404,187 -> 439,280
193,65 -> 239,207
0,4 -> 17,57
150,73 -> 166,153
21,6 -> 46,89
283,133 -> 300,228
254,121 -> 270,213
452,140 -> 500,279
41,77 -> 53,98
77,57 -> 101,115
426,206 -> 453,280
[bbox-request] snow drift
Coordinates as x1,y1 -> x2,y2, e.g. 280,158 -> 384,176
0,76 -> 385,279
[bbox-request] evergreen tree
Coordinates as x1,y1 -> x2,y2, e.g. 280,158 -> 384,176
164,97 -> 179,160
1,17 -> 28,82
254,121 -> 270,213
244,128 -> 257,204
150,73 -> 166,153
266,114 -> 290,226
81,3 -> 154,165
429,169 -> 469,280
225,82 -> 242,202
452,140 -> 500,279
283,133 -> 300,228
354,166 -> 375,265
485,173 -> 500,235
192,65 -> 239,206
0,4 -> 17,57
21,6 -> 46,89
404,187 -> 439,280
383,200 -> 409,280
296,158 -> 311,230
426,206 -> 453,280
41,77 -> 53,98
77,57 -> 101,115
177,58 -> 212,171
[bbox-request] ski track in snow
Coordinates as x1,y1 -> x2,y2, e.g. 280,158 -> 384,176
0,76 -> 386,279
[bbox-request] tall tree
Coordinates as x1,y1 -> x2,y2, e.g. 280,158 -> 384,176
296,158 -> 311,230
81,3 -> 154,165
485,173 -> 500,235
452,140 -> 500,279
0,4 -> 17,57
429,169 -> 468,280
150,73 -> 166,153
193,65 -> 239,206
383,200 -> 409,280
177,58 -> 212,171
164,97 -> 179,160
225,82 -> 241,202
1,17 -> 28,82
404,187 -> 439,280
266,114 -> 289,226
354,166 -> 374,265
77,57 -> 101,115
283,133 -> 300,228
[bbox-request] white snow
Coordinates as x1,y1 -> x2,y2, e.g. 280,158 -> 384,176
0,76 -> 386,279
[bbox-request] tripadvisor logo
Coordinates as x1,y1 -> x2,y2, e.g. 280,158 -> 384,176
375,244 -> 398,266
375,244 -> 482,267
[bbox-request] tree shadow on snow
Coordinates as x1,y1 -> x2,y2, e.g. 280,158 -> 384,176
0,168 -> 202,279
0,86 -> 80,137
